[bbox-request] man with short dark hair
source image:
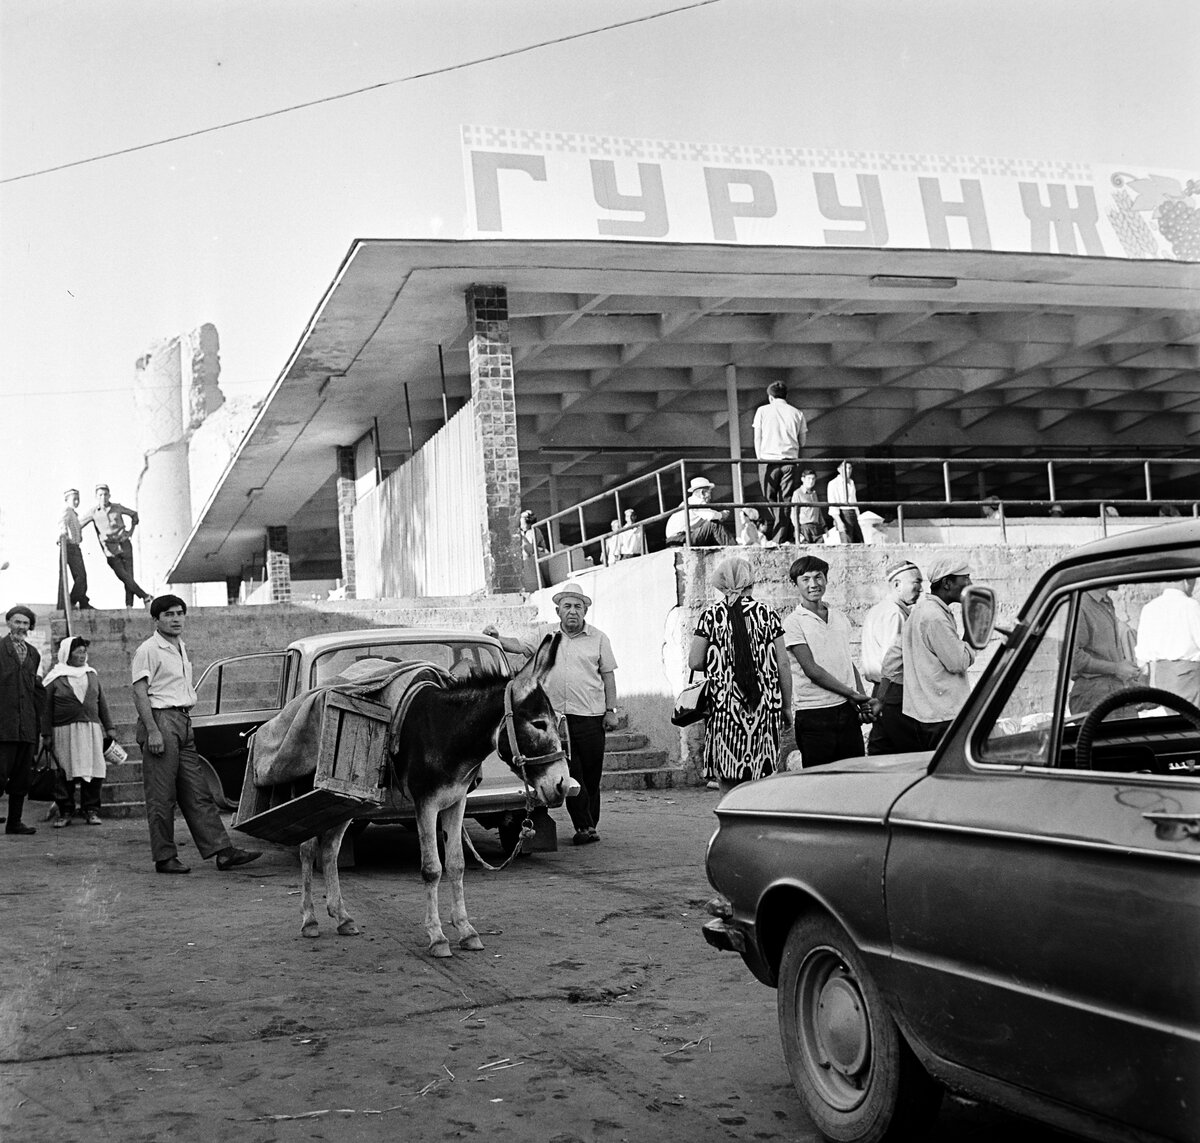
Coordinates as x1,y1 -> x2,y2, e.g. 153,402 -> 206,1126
902,557 -> 976,749
0,605 -> 49,835
131,594 -> 260,874
753,381 -> 808,543
81,483 -> 151,608
790,467 -> 826,544
783,556 -> 879,767
56,488 -> 92,611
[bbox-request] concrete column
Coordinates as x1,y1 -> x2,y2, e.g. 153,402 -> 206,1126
335,445 -> 357,600
265,526 -> 292,604
225,575 -> 242,606
465,284 -> 522,593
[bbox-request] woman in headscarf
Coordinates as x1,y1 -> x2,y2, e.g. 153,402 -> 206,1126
42,635 -> 116,826
688,553 -> 791,791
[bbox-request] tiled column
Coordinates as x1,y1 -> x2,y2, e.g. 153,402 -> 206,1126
265,525 -> 292,603
465,285 -> 522,593
335,445 -> 357,600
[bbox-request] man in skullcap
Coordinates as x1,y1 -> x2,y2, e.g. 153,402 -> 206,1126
0,606 -> 49,834
861,559 -> 924,754
902,556 -> 976,749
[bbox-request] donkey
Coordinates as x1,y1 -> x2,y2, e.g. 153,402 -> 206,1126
298,634 -> 572,956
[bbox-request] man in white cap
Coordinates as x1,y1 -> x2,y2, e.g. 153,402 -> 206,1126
484,583 -> 619,845
664,477 -> 735,547
902,556 -> 976,749
861,559 -> 924,754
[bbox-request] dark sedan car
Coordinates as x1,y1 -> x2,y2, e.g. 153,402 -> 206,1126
704,520 -> 1200,1143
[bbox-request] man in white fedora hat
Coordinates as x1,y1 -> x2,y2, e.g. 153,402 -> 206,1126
484,582 -> 619,846
664,476 -> 735,547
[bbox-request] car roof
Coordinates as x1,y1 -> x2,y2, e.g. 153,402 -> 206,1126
1068,517 -> 1200,561
286,628 -> 503,656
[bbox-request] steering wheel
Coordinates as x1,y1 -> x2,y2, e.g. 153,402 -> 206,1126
1074,685 -> 1200,772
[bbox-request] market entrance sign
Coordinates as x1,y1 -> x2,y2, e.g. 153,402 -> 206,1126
463,127 -> 1198,262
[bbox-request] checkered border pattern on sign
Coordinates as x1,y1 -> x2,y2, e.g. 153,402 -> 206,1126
462,126 -> 1093,182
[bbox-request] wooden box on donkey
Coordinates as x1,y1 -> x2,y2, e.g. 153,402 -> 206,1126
233,692 -> 390,845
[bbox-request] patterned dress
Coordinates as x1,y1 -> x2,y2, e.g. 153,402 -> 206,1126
695,597 -> 785,782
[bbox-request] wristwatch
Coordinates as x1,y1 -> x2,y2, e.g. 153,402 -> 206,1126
605,707 -> 617,713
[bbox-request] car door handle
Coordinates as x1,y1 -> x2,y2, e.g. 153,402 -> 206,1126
1142,811 -> 1200,840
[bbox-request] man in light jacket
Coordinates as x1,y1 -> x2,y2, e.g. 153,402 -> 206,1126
902,556 -> 976,749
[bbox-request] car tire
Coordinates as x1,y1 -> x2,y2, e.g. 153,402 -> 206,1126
777,913 -> 941,1143
198,755 -> 239,813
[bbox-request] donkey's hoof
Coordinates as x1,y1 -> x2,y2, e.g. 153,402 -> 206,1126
459,934 -> 485,951
429,939 -> 453,958
301,921 -> 320,939
336,919 -> 360,936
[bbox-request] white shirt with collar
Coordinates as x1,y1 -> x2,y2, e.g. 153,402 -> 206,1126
753,397 -> 807,460
131,630 -> 198,708
1135,586 -> 1200,664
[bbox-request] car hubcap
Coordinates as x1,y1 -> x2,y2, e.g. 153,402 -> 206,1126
797,948 -> 872,1109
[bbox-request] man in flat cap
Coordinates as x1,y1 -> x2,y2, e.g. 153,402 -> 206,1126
902,556 -> 976,749
485,582 -> 619,846
82,483 -> 151,608
0,606 -> 49,835
861,559 -> 924,754
665,477 -> 735,547
56,488 -> 92,612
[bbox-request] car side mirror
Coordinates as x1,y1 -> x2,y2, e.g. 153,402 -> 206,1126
961,586 -> 997,649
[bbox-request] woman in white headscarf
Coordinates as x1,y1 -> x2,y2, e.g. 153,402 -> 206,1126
42,636 -> 116,826
688,554 -> 791,791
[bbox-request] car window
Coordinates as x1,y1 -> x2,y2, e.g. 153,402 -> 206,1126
192,653 -> 287,716
310,641 -> 507,687
977,599 -> 1069,766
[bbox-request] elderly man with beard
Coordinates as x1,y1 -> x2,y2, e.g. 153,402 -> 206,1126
0,605 -> 49,835
485,583 -> 619,845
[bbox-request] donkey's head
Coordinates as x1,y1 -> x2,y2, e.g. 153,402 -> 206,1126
497,633 -> 573,807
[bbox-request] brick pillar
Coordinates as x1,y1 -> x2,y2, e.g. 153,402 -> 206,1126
265,526 -> 292,603
335,445 -> 357,600
465,285 -> 522,593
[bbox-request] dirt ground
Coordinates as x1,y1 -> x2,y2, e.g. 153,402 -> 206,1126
1,788 -> 1073,1143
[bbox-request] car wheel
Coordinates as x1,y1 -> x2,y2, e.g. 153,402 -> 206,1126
198,755 -> 238,813
777,913 -> 941,1143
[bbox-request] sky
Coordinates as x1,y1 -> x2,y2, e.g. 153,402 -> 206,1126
2,0 -> 1197,607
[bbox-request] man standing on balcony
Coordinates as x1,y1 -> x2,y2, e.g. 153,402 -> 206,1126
826,461 -> 863,544
753,381 -> 807,544
56,488 -> 92,611
484,582 -> 619,846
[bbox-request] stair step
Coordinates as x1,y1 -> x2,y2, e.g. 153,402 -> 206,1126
600,766 -> 686,792
605,749 -> 668,772
605,731 -> 649,751
88,801 -> 144,820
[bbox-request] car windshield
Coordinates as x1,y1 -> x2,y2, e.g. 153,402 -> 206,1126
310,641 -> 507,687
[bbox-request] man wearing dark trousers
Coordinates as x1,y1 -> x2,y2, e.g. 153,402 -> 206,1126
0,605 -> 49,835
485,582 -> 619,846
131,595 -> 261,874
82,483 -> 151,608
753,381 -> 808,543
56,488 -> 92,611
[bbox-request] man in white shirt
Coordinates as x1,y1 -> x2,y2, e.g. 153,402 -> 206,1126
826,461 -> 863,544
664,477 -> 735,547
782,555 -> 878,767
1134,579 -> 1200,707
861,560 -> 924,754
752,381 -> 808,544
902,556 -> 976,749
614,508 -> 646,559
131,594 -> 261,874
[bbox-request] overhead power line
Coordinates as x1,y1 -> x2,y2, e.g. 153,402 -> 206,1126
1,0 -> 724,186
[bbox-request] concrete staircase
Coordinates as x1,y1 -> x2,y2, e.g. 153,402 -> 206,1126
49,600 -> 682,819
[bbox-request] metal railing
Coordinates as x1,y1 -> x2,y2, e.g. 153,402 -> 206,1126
530,454 -> 1200,579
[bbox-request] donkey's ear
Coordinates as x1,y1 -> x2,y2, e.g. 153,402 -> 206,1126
511,633 -> 559,705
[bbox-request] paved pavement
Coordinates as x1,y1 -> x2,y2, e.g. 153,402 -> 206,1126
1,788 -> 1072,1142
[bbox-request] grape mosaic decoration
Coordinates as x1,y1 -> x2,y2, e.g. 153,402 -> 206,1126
1110,172 -> 1200,261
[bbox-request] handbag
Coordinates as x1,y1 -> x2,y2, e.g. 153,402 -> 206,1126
28,748 -> 58,802
671,671 -> 709,727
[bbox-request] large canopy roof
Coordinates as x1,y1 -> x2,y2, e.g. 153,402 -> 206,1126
170,239 -> 1199,582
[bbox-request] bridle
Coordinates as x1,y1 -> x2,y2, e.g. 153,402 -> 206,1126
499,676 -> 568,825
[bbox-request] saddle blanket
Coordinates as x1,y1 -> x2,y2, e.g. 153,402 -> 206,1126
249,659 -> 448,787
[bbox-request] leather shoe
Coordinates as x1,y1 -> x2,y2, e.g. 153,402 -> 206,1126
216,847 -> 262,871
5,823 -> 36,835
572,829 -> 598,846
155,857 -> 191,874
